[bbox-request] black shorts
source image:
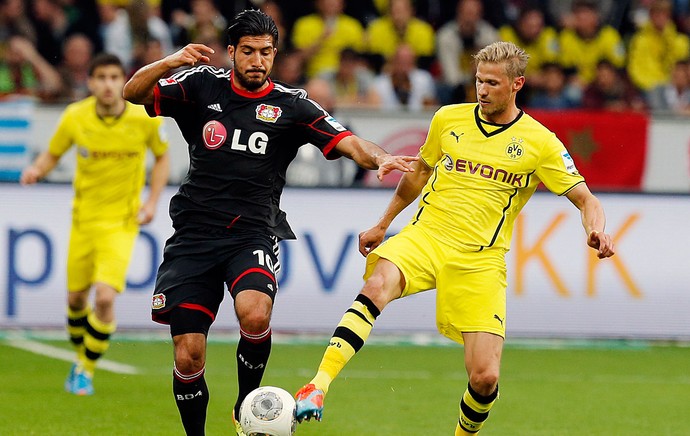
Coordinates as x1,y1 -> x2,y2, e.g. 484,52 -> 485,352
151,225 -> 280,326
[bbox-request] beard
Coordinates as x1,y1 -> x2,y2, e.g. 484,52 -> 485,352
234,68 -> 268,91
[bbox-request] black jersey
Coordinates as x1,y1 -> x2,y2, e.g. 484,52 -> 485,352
147,66 -> 353,240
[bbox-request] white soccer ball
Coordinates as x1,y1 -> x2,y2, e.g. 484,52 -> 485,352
239,386 -> 297,436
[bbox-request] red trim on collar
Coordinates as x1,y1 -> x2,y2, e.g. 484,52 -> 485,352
230,70 -> 274,98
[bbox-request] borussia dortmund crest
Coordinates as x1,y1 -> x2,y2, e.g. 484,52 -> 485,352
506,137 -> 524,160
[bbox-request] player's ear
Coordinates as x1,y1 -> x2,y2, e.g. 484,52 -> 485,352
227,44 -> 235,59
513,75 -> 525,92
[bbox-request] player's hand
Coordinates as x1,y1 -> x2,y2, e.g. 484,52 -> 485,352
587,230 -> 615,259
165,44 -> 215,69
376,155 -> 418,181
359,225 -> 387,257
19,166 -> 41,185
137,202 -> 156,225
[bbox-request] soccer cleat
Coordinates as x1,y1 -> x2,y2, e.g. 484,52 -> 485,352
71,368 -> 94,396
232,410 -> 246,436
64,362 -> 78,392
294,384 -> 325,422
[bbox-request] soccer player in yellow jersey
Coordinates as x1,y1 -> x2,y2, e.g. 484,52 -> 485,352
295,41 -> 616,434
20,54 -> 170,395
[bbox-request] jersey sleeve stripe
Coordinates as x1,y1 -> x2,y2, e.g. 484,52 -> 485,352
153,85 -> 162,116
323,131 -> 353,159
558,180 -> 585,196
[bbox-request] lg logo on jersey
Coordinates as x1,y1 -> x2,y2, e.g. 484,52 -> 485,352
202,120 -> 268,154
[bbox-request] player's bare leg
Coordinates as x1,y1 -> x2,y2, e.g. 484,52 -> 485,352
295,259 -> 404,422
455,332 -> 503,435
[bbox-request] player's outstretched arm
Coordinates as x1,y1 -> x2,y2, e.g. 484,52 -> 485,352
123,44 -> 215,105
19,151 -> 60,185
565,183 -> 615,259
359,158 -> 433,256
333,135 -> 417,181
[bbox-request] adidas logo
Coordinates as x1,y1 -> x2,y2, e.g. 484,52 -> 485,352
207,103 -> 222,112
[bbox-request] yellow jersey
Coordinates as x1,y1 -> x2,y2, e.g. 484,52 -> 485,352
559,26 -> 625,84
415,103 -> 584,251
49,96 -> 168,226
291,14 -> 365,78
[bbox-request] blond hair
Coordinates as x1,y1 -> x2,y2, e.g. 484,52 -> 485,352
473,41 -> 530,79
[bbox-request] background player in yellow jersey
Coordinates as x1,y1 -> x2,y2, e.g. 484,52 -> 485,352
295,41 -> 616,434
20,54 -> 170,395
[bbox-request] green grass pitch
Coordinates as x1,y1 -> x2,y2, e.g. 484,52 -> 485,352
1,333 -> 689,435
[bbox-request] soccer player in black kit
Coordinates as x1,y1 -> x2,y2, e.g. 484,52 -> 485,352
123,9 -> 417,436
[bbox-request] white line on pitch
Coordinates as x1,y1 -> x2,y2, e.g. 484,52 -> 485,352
5,339 -> 139,375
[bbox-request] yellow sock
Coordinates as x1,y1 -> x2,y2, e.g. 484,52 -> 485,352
457,384 -> 498,434
66,305 -> 90,352
81,312 -> 116,375
310,295 -> 380,394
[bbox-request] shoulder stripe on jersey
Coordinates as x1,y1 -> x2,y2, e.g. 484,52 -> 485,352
169,65 -> 230,82
273,82 -> 308,98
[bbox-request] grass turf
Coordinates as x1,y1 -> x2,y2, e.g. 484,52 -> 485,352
1,335 -> 688,435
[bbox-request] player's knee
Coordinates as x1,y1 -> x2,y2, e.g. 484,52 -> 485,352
238,309 -> 271,333
174,339 -> 206,373
469,370 -> 499,395
361,274 -> 398,309
93,293 -> 115,313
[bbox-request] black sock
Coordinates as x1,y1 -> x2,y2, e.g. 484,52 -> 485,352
234,327 -> 272,417
173,366 -> 209,436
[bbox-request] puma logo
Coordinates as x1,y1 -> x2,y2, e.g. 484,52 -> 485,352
450,131 -> 464,143
493,314 -> 504,326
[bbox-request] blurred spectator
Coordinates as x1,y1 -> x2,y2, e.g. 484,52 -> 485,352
169,0 -> 227,48
344,0 -> 379,25
31,0 -> 75,64
0,0 -> 37,45
499,6 -> 559,83
57,33 -> 94,102
365,0 -> 435,71
436,0 -> 499,104
286,77 -> 360,187
320,48 -> 377,108
30,0 -> 100,65
527,62 -> 581,109
0,35 -> 62,99
558,0 -> 626,87
481,0 -> 551,29
368,43 -> 438,111
99,1 -> 173,71
271,49 -> 307,87
581,60 -> 647,112
260,0 -> 287,50
649,59 -> 690,113
291,0 -> 365,78
627,0 -> 690,104
548,0 -> 616,29
197,34 -> 231,69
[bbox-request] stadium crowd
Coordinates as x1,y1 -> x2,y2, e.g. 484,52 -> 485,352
1,0 -> 690,115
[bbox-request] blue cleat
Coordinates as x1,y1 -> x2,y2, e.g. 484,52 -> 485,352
72,368 -> 94,396
64,363 -> 78,393
294,384 -> 324,423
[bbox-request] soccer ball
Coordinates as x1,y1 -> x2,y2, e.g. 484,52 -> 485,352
239,386 -> 297,436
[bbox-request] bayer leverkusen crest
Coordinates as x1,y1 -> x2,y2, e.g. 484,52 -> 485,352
256,104 -> 282,123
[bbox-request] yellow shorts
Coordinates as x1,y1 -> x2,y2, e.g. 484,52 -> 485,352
67,222 -> 139,293
364,224 -> 507,344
